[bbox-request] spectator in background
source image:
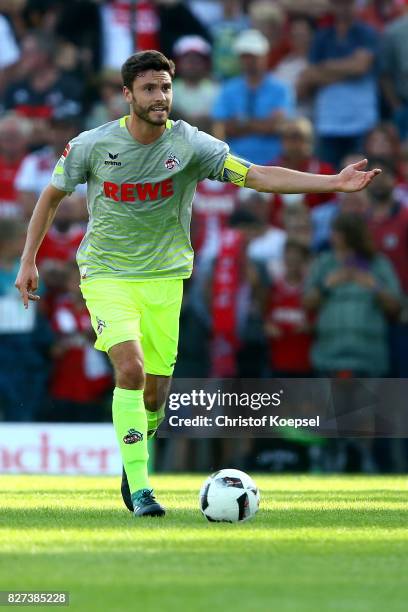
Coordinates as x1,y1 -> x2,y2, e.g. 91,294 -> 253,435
100,0 -> 161,70
210,0 -> 249,81
193,188 -> 285,336
274,16 -> 315,118
283,202 -> 313,250
311,152 -> 375,251
157,0 -> 211,59
249,1 -> 290,70
366,158 -> 408,376
0,11 -> 20,96
357,0 -> 401,32
36,193 -> 86,267
54,0 -> 102,75
238,188 -> 287,279
263,241 -> 313,377
394,143 -> 408,208
44,261 -> 112,423
339,186 -> 370,215
192,179 -> 239,255
15,113 -> 83,218
100,0 -> 209,70
22,0 -> 59,32
367,159 -> 408,294
86,70 -> 128,130
212,29 -> 293,165
364,123 -> 401,172
304,213 -> 401,377
0,113 -> 30,218
3,30 -> 83,130
380,3 -> 408,139
172,35 -> 219,133
280,0 -> 330,20
299,0 -> 379,168
207,209 -> 264,377
269,118 -> 336,227
0,218 -> 54,421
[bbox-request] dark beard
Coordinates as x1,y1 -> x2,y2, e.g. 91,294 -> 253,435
131,100 -> 168,126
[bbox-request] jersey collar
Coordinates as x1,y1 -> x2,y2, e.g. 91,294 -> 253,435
119,115 -> 173,129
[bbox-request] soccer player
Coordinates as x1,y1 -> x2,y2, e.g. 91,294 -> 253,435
15,50 -> 381,518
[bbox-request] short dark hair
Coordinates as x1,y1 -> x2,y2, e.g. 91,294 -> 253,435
332,213 -> 375,260
121,50 -> 176,89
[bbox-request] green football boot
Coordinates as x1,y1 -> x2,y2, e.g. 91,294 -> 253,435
132,488 -> 166,517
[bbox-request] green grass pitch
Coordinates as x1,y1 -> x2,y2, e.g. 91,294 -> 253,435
1,474 -> 407,611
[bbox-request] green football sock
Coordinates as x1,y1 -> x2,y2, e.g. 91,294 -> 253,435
146,404 -> 166,437
112,387 -> 149,495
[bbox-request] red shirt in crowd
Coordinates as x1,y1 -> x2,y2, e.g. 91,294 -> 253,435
265,277 -> 312,373
368,203 -> 408,293
136,1 -> 160,50
0,155 -> 24,217
192,180 -> 239,253
50,297 -> 112,403
269,157 -> 335,227
37,225 -> 85,264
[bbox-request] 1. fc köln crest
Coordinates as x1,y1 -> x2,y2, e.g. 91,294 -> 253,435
164,153 -> 180,170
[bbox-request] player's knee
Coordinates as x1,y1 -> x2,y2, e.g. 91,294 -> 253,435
115,358 -> 145,390
144,387 -> 162,411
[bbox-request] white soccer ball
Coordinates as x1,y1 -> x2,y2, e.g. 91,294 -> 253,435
199,468 -> 260,523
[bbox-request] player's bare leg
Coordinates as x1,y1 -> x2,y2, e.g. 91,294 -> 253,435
109,341 -> 165,517
121,373 -> 172,511
144,374 -> 172,436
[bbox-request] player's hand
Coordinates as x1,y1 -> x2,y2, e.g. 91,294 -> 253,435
336,159 -> 382,193
15,261 -> 40,309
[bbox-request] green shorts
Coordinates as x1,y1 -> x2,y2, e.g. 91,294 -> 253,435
80,278 -> 183,376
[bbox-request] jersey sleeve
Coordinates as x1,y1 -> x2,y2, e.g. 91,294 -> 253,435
51,132 -> 90,193
192,128 -> 229,182
192,128 -> 252,185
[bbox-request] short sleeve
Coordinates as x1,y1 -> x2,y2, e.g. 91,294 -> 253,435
192,128 -> 230,182
51,133 -> 89,193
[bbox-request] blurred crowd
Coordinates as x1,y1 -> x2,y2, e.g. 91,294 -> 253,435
1,0 -> 408,472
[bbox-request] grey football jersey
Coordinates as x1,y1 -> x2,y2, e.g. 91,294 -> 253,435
51,116 -> 251,280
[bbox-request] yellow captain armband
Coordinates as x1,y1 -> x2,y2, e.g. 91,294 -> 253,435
221,154 -> 252,187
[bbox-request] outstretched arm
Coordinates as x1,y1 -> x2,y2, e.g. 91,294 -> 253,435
245,159 -> 381,194
15,184 -> 67,308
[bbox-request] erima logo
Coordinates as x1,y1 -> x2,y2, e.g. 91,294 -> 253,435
105,152 -> 121,166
